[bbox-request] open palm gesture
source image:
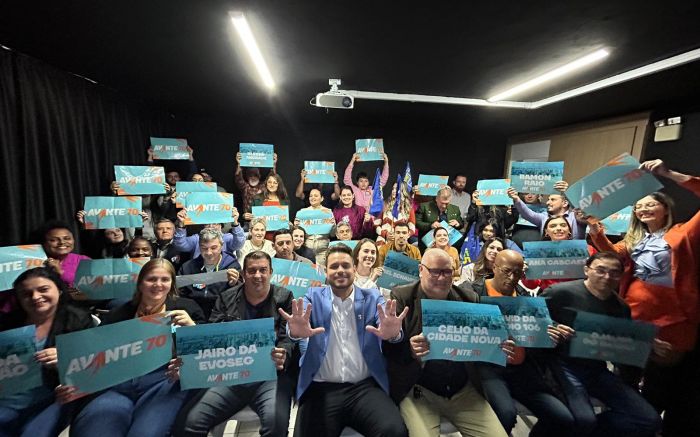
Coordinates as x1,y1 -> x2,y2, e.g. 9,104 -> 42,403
366,299 -> 409,340
278,298 -> 325,339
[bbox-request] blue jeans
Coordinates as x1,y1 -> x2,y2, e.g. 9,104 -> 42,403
559,360 -> 661,437
0,397 -> 65,437
70,369 -> 191,437
174,375 -> 292,437
478,362 -> 577,437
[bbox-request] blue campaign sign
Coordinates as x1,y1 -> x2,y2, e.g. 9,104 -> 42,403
175,181 -> 217,208
598,206 -> 633,236
476,179 -> 513,206
480,297 -> 554,348
114,165 -> 166,195
329,240 -> 359,251
183,192 -> 235,225
252,206 -> 290,231
239,143 -> 274,168
176,318 -> 277,390
510,161 -> 564,195
421,220 -> 462,248
376,251 -> 419,289
415,175 -> 448,196
422,299 -> 509,366
524,240 -> 589,280
295,208 -> 334,235
516,204 -> 547,227
56,315 -> 173,398
355,138 -> 384,162
83,196 -> 143,230
0,325 -> 42,397
74,258 -> 148,300
565,153 -> 663,220
304,161 -> 335,184
270,258 -> 325,298
0,245 -> 46,291
149,137 -> 190,160
569,311 -> 657,368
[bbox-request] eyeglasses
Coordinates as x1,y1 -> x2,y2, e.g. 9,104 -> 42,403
420,264 -> 454,278
494,264 -> 524,278
588,267 -> 623,279
633,202 -> 662,211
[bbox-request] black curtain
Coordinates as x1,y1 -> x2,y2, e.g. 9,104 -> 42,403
0,48 -> 182,246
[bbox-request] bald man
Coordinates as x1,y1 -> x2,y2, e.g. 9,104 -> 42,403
463,249 -> 581,436
384,248 -> 508,437
464,250 -> 530,298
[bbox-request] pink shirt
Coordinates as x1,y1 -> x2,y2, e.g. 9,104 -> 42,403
343,160 -> 389,209
60,253 -> 91,287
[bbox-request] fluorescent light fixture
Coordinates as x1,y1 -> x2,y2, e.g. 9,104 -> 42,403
230,12 -> 275,90
531,47 -> 700,108
488,49 -> 609,102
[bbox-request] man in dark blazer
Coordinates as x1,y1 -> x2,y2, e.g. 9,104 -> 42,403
416,187 -> 464,240
384,248 -> 511,437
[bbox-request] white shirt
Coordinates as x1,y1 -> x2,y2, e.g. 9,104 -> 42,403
314,286 -> 370,383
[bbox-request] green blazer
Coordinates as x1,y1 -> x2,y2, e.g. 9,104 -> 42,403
415,201 -> 464,236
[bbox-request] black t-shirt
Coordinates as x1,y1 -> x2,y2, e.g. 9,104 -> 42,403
541,279 -> 630,366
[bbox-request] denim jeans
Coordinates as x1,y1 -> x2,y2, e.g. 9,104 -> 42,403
174,375 -> 293,437
70,369 -> 192,437
559,360 -> 661,437
478,362 -> 577,437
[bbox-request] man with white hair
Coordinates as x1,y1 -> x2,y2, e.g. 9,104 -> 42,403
384,248 -> 512,436
416,187 -> 464,240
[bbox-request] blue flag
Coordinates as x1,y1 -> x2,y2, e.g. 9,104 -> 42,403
369,168 -> 384,216
403,162 -> 413,195
392,172 -> 402,219
459,224 -> 480,266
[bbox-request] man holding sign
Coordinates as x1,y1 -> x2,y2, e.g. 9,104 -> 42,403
542,252 -> 662,437
416,187 -> 464,240
384,249 -> 510,437
279,245 -> 409,437
468,251 -> 578,436
175,251 -> 294,437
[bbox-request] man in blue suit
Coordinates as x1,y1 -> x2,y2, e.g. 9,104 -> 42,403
279,244 -> 409,437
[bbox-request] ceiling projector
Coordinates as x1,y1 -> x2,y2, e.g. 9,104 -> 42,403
312,79 -> 354,109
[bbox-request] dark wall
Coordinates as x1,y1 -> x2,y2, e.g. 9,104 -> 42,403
181,114 -> 508,215
643,106 -> 700,222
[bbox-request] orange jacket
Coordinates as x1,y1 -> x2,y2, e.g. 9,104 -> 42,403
590,177 -> 700,335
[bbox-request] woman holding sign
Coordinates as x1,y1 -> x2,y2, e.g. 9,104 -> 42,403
589,160 -> 700,434
70,259 -> 205,437
458,238 -> 505,285
294,189 -> 336,267
520,217 -> 596,294
0,267 -> 94,437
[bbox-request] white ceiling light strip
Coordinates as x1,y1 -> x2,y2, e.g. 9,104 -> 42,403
332,47 -> 700,110
488,49 -> 610,102
530,47 -> 700,108
230,12 -> 275,90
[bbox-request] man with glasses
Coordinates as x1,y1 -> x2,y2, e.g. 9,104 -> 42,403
466,250 -> 581,436
384,248 -> 510,436
542,252 -> 662,437
175,251 -> 294,437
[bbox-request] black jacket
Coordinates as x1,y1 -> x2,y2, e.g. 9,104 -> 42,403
383,281 -> 482,404
1,297 -> 94,389
209,283 -> 294,363
102,296 -> 206,325
177,251 -> 239,320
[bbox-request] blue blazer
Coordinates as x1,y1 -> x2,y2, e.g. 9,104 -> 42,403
296,285 -> 392,400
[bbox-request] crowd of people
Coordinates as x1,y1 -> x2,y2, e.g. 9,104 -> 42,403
0,146 -> 698,437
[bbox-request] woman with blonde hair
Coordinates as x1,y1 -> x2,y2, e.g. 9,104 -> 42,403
239,217 -> 276,261
589,159 -> 700,434
70,259 -> 205,436
430,227 -> 461,282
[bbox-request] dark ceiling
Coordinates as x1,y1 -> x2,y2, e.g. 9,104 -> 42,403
2,0 -> 700,135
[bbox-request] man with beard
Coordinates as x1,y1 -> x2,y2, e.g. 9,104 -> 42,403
279,245 -> 408,437
450,173 -> 471,222
273,229 -> 313,265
